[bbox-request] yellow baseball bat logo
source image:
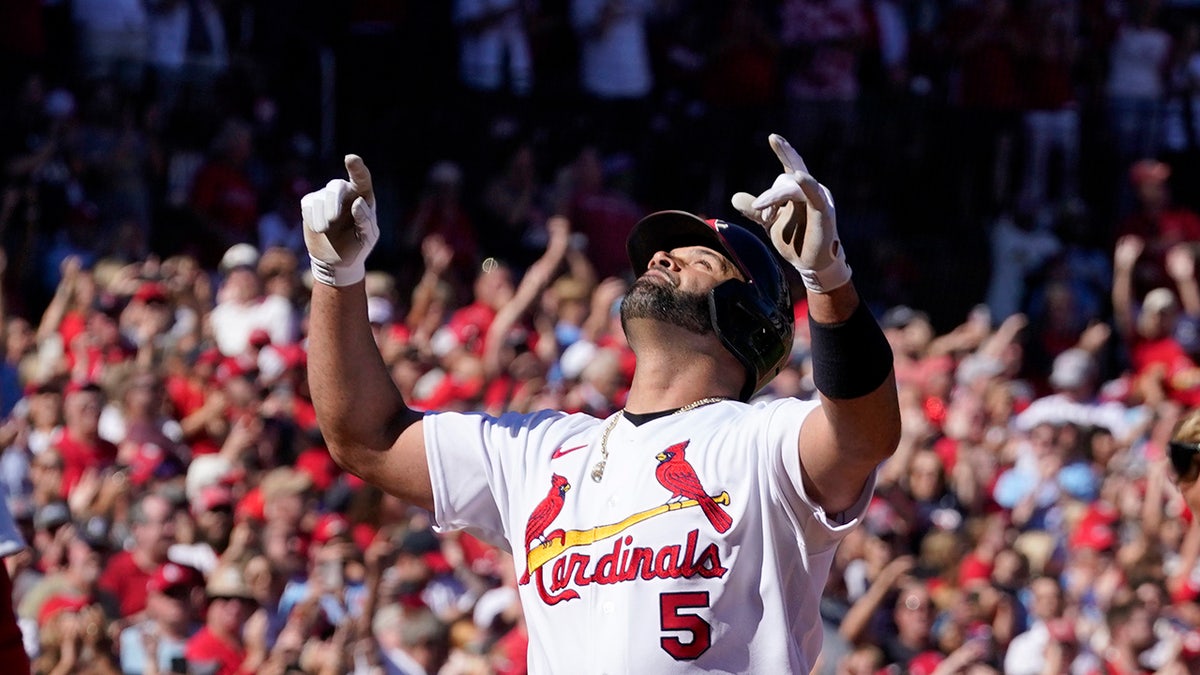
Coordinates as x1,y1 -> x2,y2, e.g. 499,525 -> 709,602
526,491 -> 731,574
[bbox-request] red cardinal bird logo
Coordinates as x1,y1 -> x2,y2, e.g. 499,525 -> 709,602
520,474 -> 571,584
655,441 -> 732,533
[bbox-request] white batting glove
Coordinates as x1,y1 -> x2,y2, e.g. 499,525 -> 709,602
301,154 -> 379,287
732,134 -> 851,293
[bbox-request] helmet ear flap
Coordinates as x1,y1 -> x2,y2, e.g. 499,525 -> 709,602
709,279 -> 791,402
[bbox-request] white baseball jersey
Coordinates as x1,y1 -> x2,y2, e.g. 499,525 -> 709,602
424,398 -> 875,674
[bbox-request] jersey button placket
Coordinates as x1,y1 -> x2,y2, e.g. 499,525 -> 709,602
594,595 -> 621,674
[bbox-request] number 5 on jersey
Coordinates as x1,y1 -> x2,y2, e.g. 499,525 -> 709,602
660,591 -> 712,660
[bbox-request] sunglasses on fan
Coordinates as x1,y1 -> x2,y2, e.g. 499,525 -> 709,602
1169,440 -> 1200,482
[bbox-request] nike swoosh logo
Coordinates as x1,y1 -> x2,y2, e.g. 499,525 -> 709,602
551,444 -> 588,460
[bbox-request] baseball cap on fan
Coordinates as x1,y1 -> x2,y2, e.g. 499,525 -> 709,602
881,305 -> 929,331
192,484 -> 234,515
38,594 -> 90,628
133,281 -> 169,304
908,651 -> 945,675
206,563 -> 256,601
312,513 -> 351,545
1143,287 -> 1179,315
1071,519 -> 1116,552
186,455 -> 235,503
34,501 -> 71,532
1049,348 -> 1096,390
219,244 -> 260,273
148,562 -> 202,595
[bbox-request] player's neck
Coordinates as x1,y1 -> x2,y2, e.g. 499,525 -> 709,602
624,353 -> 741,415
623,319 -> 742,413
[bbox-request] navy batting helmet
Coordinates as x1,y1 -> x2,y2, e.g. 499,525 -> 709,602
627,210 -> 794,401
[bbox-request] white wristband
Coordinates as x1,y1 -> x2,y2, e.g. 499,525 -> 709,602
310,256 -> 365,287
795,250 -> 852,294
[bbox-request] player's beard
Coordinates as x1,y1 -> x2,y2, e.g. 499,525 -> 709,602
620,277 -> 713,335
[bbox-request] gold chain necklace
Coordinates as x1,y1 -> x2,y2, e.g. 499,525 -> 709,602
590,397 -> 730,482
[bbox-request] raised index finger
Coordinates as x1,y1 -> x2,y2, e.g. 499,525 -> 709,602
768,134 -> 810,176
344,154 -> 374,207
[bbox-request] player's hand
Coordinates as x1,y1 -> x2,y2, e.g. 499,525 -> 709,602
302,154 -> 379,287
731,134 -> 850,293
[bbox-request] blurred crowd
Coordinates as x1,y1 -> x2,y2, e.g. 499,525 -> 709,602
4,0 -> 1200,324
5,1 -> 1200,674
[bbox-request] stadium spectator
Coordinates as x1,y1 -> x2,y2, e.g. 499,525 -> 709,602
184,563 -> 263,675
98,491 -> 176,618
117,561 -> 203,675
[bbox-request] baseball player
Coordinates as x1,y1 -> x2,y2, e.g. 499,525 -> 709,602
302,134 -> 900,673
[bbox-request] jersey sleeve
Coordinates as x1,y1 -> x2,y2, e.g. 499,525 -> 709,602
761,398 -> 877,553
422,409 -> 569,547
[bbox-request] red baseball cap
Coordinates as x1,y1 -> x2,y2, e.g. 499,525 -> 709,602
128,442 -> 183,486
192,484 -> 234,515
312,513 -> 350,545
128,443 -> 163,486
133,282 -> 169,304
388,323 -> 412,345
352,522 -> 377,552
235,486 -> 265,523
38,594 -> 90,627
196,348 -> 223,368
276,344 -> 307,370
423,550 -> 453,575
248,329 -> 272,348
958,555 -> 992,587
1071,520 -> 1116,552
147,562 -> 202,595
444,304 -> 495,354
908,651 -> 945,675
1080,501 -> 1119,526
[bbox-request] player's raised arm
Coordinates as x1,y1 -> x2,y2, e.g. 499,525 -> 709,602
733,134 -> 900,515
303,155 -> 432,510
